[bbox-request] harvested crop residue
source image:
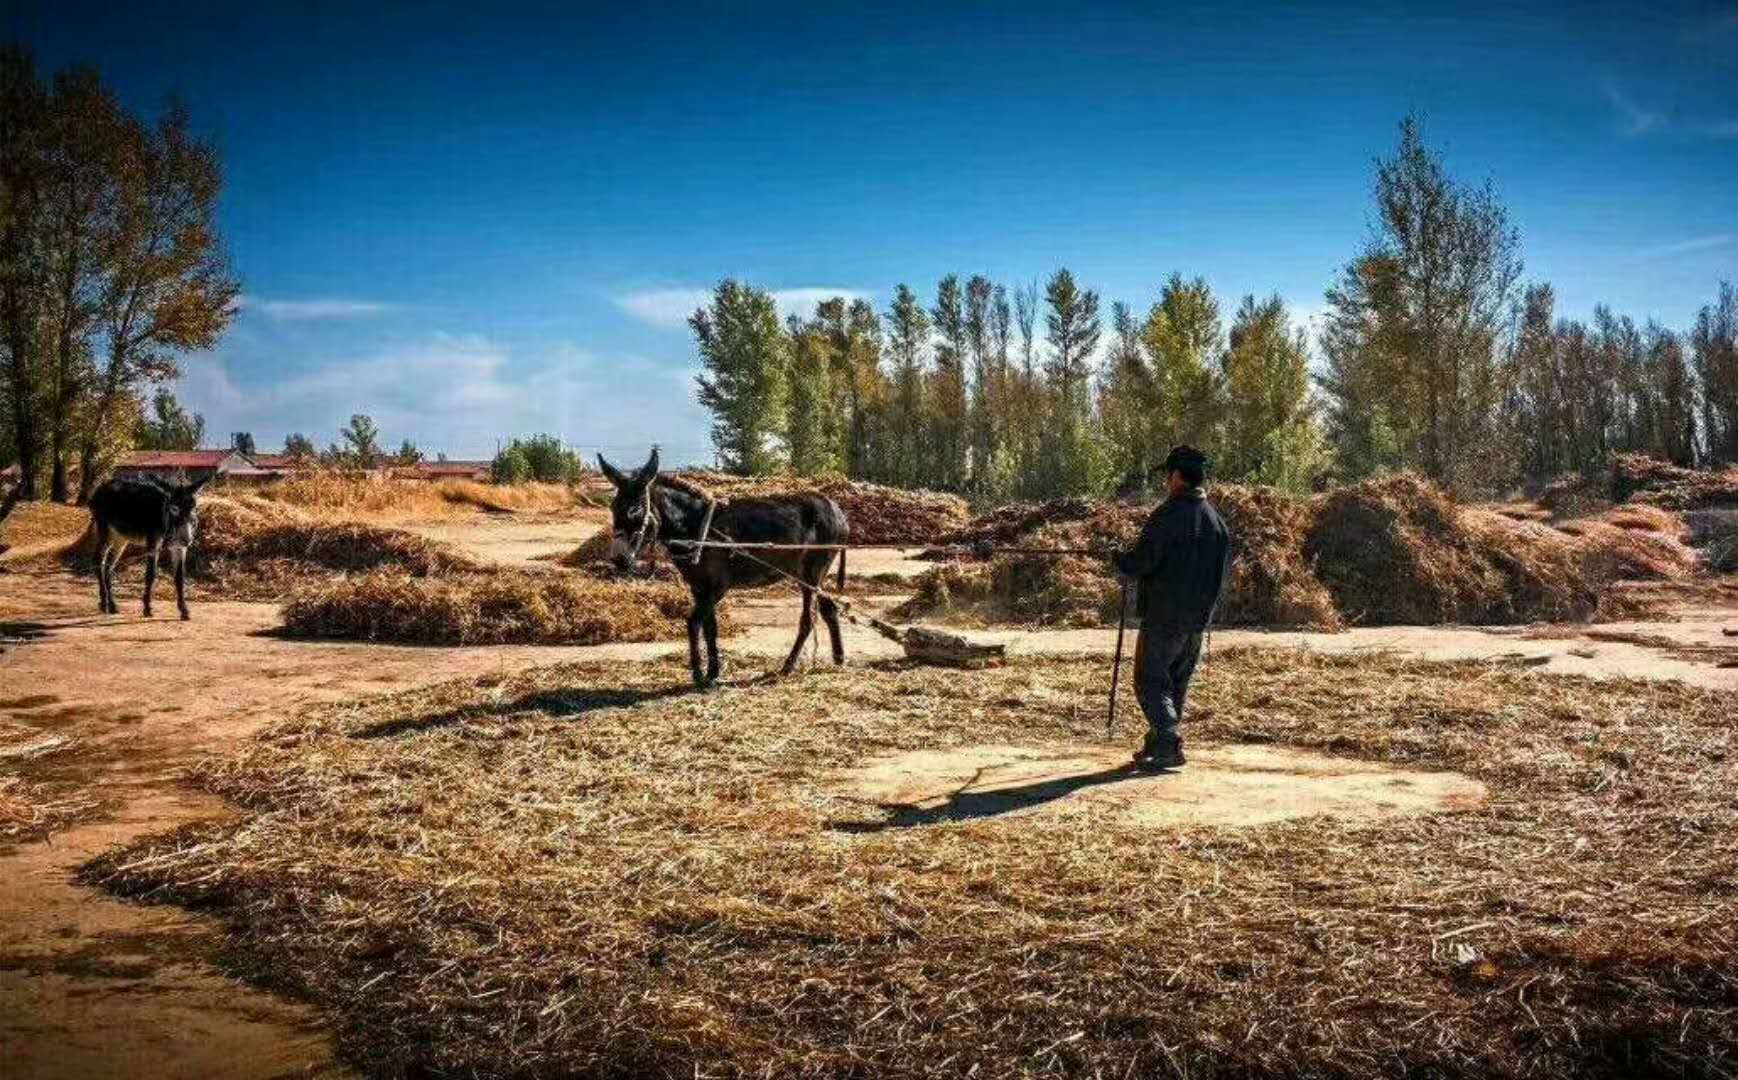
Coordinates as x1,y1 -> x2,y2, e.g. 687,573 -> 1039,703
88,649 -> 1738,1079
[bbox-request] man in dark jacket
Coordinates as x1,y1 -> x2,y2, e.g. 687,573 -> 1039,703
1113,445 -> 1231,771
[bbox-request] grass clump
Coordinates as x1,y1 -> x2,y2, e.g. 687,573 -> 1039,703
86,650 -> 1738,1078
279,568 -> 728,646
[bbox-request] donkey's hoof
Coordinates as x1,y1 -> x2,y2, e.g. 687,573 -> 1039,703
179,610 -> 191,621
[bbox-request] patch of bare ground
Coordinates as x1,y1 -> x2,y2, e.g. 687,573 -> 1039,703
87,649 -> 1737,1079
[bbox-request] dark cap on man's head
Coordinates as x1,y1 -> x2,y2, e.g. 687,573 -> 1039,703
1161,445 -> 1209,475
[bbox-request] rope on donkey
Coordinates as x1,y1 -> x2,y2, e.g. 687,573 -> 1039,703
663,529 -> 1008,668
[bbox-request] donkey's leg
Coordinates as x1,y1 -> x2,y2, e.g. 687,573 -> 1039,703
781,586 -> 816,675
142,540 -> 160,618
174,546 -> 190,620
817,594 -> 845,665
703,598 -> 724,685
100,535 -> 124,614
94,524 -> 111,613
687,604 -> 706,687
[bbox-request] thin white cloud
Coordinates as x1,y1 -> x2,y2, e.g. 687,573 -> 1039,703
172,333 -> 711,461
1601,78 -> 1665,136
239,296 -> 402,321
614,286 -> 868,330
1638,234 -> 1736,259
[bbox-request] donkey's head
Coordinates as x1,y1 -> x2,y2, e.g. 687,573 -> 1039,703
151,473 -> 212,549
597,448 -> 661,571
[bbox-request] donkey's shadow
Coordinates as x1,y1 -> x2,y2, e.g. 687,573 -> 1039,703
351,683 -> 692,739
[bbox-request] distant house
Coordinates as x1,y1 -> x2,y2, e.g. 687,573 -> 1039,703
245,452 -> 306,479
113,449 -> 263,484
413,460 -> 493,482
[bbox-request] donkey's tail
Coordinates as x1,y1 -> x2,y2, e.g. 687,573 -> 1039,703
836,545 -> 847,593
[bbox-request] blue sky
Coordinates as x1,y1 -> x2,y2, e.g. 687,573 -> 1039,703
10,1 -> 1737,462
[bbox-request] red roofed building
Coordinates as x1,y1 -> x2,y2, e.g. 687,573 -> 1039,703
113,449 -> 263,483
414,460 -> 493,482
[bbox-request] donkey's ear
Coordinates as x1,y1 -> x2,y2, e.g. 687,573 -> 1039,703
636,448 -> 660,484
187,474 -> 214,495
597,454 -> 627,487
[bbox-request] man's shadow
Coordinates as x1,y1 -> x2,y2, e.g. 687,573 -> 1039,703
831,762 -> 1162,834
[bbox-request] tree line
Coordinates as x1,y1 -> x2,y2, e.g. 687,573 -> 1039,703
693,117 -> 1738,501
0,45 -> 237,501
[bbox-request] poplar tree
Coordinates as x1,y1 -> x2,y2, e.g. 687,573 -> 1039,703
1694,282 -> 1738,465
1321,116 -> 1521,493
692,280 -> 789,475
927,274 -> 969,490
884,284 -> 930,488
1221,294 -> 1328,490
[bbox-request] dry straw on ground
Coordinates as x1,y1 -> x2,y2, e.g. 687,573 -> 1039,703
89,649 -> 1737,1078
279,568 -> 729,646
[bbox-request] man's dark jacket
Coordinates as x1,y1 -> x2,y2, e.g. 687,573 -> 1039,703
1114,488 -> 1232,630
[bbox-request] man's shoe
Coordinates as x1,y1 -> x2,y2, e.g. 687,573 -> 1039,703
1133,733 -> 1185,771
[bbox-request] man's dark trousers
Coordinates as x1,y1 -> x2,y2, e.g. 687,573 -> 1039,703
1134,628 -> 1203,741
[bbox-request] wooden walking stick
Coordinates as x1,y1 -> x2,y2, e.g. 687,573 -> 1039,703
1107,579 -> 1131,738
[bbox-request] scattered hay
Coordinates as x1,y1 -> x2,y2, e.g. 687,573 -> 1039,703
1613,453 -> 1738,511
87,651 -> 1738,1078
279,568 -> 728,646
0,723 -> 96,845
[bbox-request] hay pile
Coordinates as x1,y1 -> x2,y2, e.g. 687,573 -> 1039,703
1687,510 -> 1738,572
902,474 -> 1702,630
252,471 -> 582,518
175,498 -> 482,599
1308,475 -> 1599,624
0,499 -> 90,562
1612,453 -> 1738,511
88,651 -> 1738,1078
280,568 -> 725,646
674,471 -> 969,545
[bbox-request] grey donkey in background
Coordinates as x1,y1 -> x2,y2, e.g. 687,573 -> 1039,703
87,474 -> 211,619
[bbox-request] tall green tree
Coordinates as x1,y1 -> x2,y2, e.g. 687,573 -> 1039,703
76,98 -> 238,500
1321,116 -> 1522,493
337,413 -> 382,469
884,283 -> 930,487
691,280 -> 789,475
1098,300 -> 1154,476
40,66 -> 122,500
1040,268 -> 1106,496
283,432 -> 316,461
1693,281 -> 1738,465
785,313 -> 840,476
135,386 -> 203,451
1143,273 -> 1224,454
0,44 -> 48,498
1221,294 -> 1329,489
926,275 -> 969,489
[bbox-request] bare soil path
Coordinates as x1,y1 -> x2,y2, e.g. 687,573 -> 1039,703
2,562 -> 1735,1078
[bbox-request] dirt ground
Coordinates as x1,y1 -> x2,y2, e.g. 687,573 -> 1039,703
3,510 -> 1737,1077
